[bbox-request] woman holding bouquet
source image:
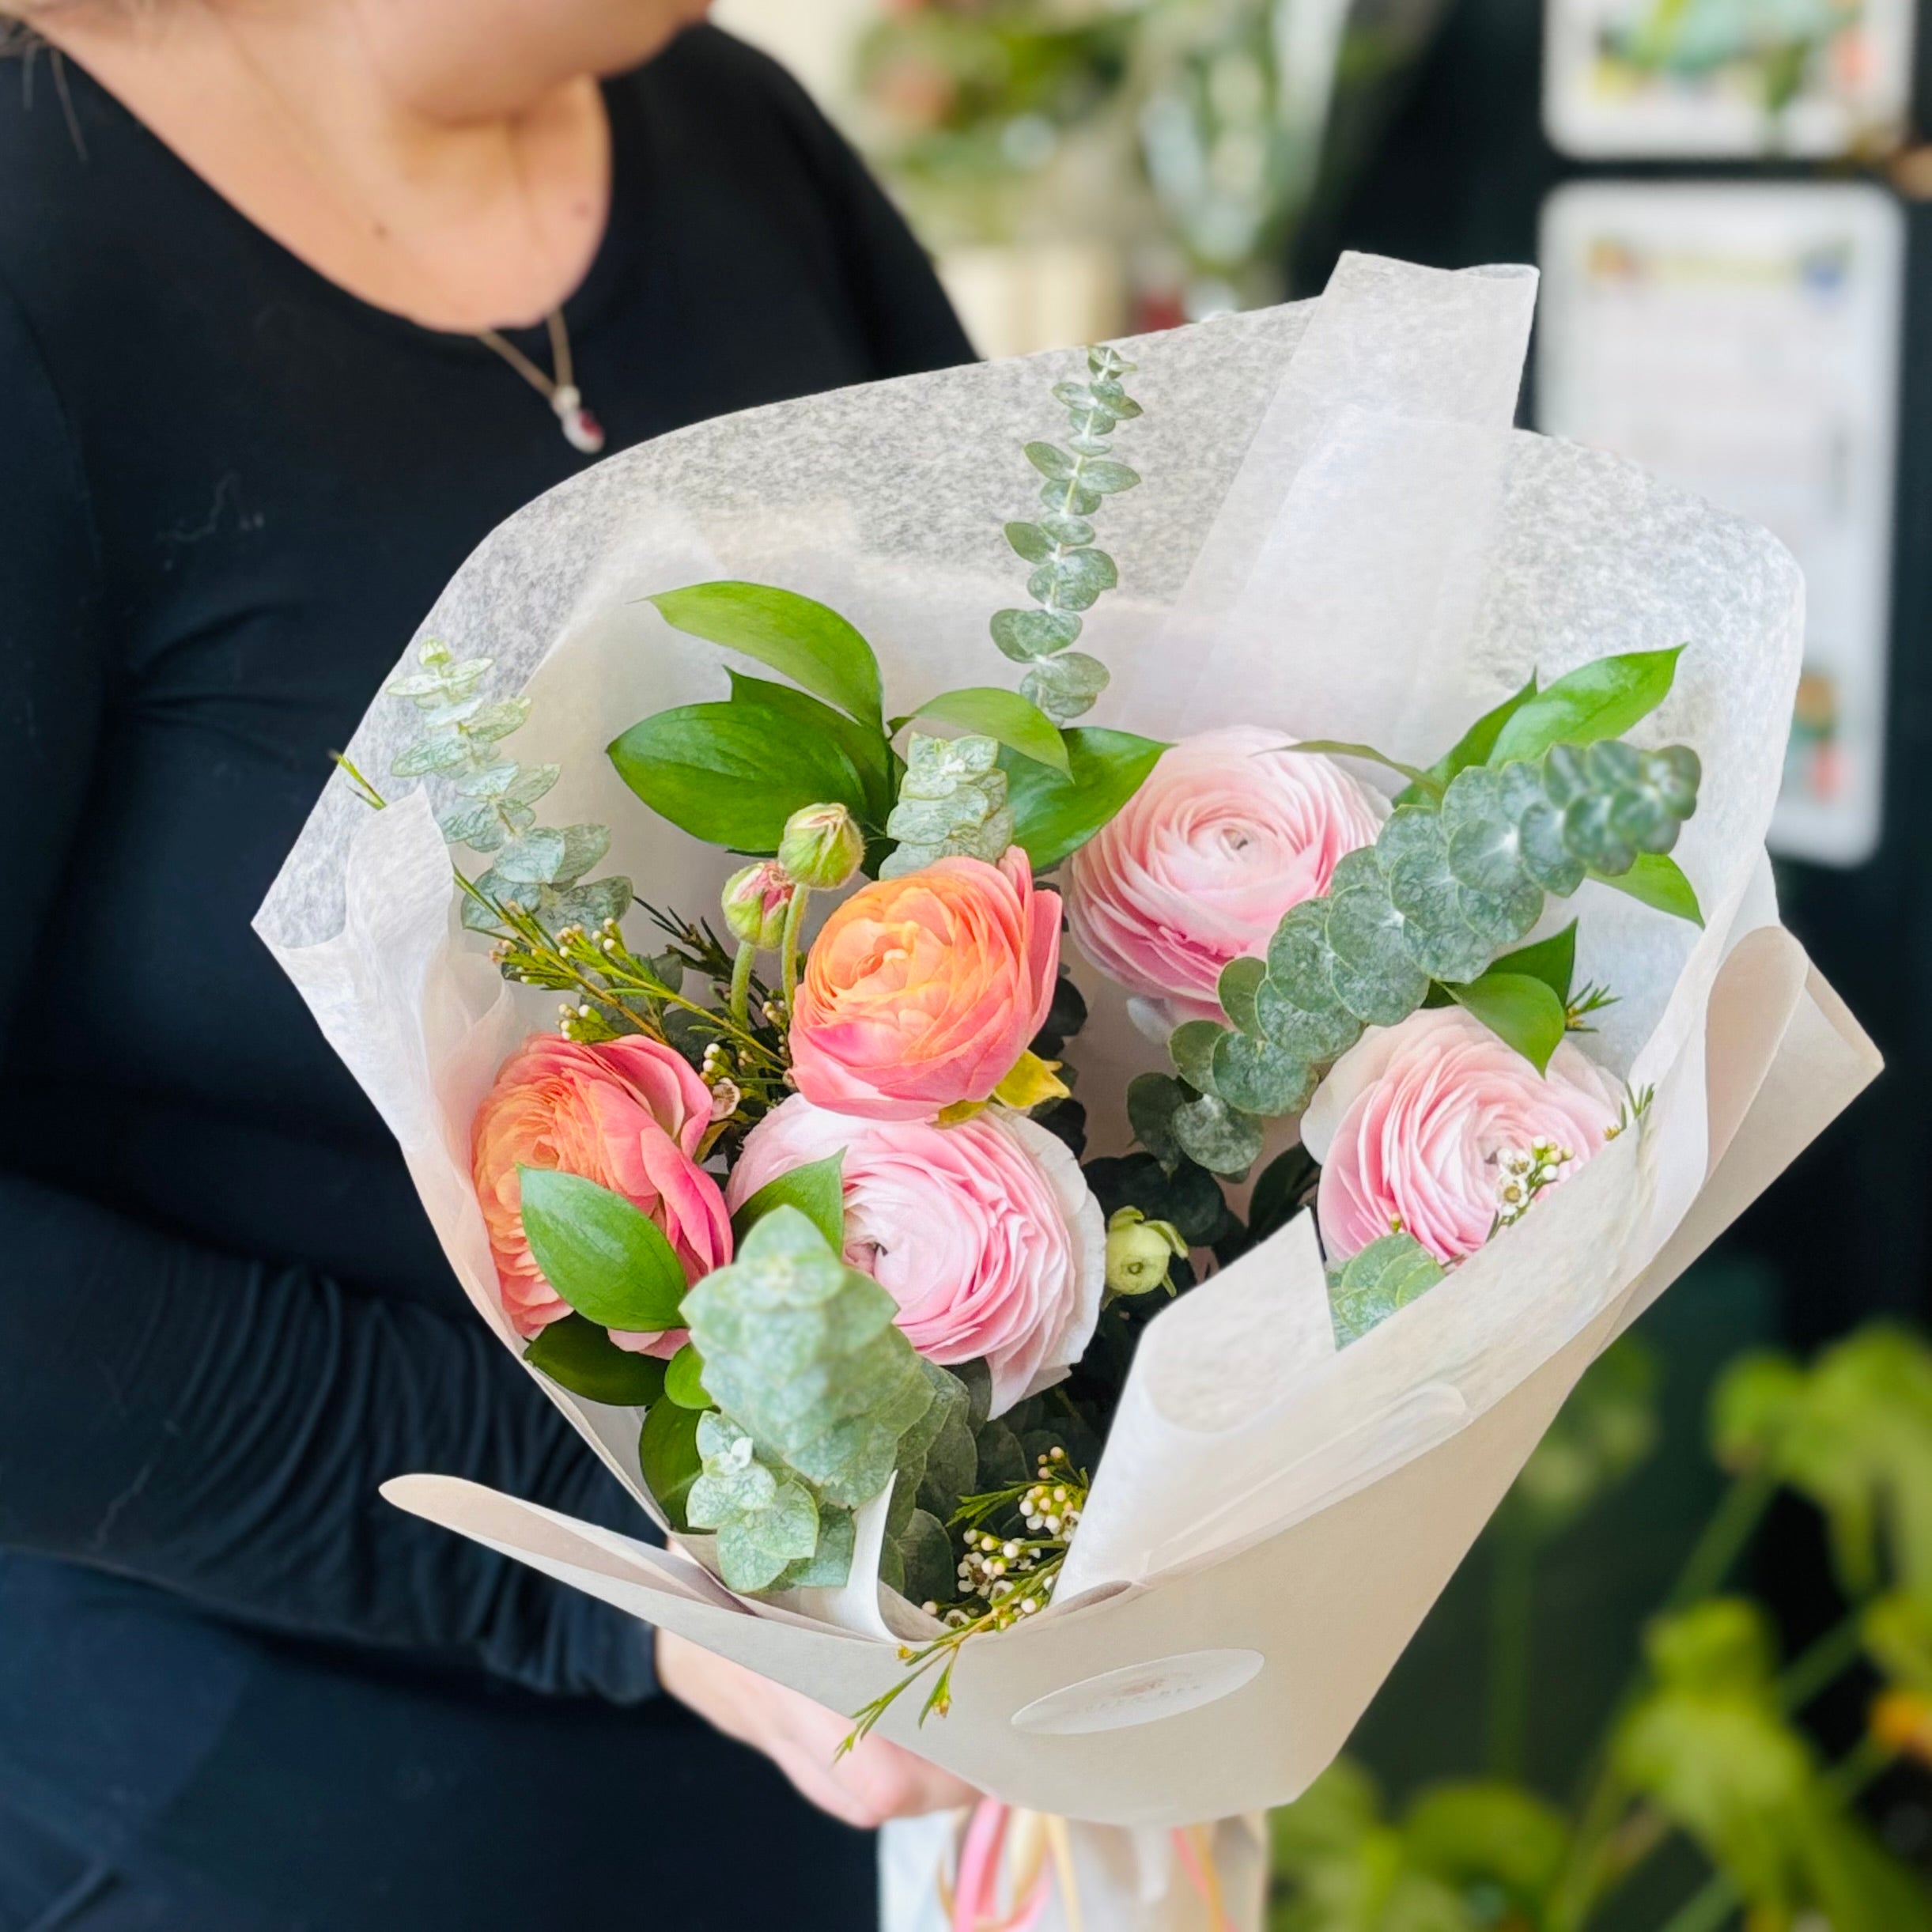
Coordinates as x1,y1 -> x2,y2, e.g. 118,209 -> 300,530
0,0 -> 974,1924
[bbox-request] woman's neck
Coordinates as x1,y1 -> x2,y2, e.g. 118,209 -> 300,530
36,2 -> 618,330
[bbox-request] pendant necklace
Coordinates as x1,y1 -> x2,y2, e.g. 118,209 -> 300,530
474,311 -> 605,454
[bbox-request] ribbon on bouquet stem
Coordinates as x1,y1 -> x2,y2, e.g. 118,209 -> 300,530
939,1803 -> 1234,1931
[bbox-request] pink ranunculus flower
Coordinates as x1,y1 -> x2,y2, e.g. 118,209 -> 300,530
472,1033 -> 732,1355
789,847 -> 1061,1122
1063,725 -> 1386,1023
726,1095 -> 1104,1416
1303,1006 -> 1624,1267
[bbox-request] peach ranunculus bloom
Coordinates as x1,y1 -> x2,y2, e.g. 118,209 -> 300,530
1062,725 -> 1386,1023
1302,1006 -> 1624,1266
726,1095 -> 1104,1416
789,847 -> 1061,1121
471,1033 -> 732,1355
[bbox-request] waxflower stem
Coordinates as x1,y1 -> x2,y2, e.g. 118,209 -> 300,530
841,1450 -> 1087,1756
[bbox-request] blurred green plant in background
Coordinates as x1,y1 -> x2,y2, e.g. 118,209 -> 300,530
1268,1325 -> 1932,1931
850,0 -> 1447,322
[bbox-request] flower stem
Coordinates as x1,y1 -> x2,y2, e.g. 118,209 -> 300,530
728,941 -> 756,1029
781,884 -> 811,1014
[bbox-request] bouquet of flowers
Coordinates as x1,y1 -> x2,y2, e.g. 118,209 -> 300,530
258,254 -> 1879,1931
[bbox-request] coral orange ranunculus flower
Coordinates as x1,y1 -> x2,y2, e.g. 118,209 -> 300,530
472,1032 -> 732,1353
789,848 -> 1061,1121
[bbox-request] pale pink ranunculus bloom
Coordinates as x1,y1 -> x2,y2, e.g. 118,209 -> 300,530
1303,1006 -> 1624,1266
726,1095 -> 1104,1416
471,1033 -> 732,1355
1063,725 -> 1386,1023
789,847 -> 1061,1122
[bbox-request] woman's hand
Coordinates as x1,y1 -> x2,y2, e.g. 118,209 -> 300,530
656,1629 -> 981,1830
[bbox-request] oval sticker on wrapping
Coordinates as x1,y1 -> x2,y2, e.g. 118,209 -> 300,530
1008,1649 -> 1264,1736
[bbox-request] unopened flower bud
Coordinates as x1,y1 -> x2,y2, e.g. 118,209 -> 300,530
721,862 -> 793,949
777,802 -> 864,890
1105,1205 -> 1188,1297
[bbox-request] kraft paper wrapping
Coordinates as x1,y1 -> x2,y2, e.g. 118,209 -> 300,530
255,255 -> 1880,1927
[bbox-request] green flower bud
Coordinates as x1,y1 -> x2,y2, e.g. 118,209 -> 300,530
721,861 -> 794,950
1105,1206 -> 1188,1298
778,802 -> 864,890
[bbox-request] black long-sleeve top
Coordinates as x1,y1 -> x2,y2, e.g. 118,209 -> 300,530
0,28 -> 970,1921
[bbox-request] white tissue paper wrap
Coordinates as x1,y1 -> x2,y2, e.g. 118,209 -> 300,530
255,255 -> 1880,1932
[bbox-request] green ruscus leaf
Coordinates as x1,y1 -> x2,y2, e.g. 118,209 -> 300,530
1444,971 -> 1568,1075
1592,853 -> 1703,926
902,687 -> 1070,776
638,1397 -> 704,1530
664,1342 -> 711,1410
517,1166 -> 688,1333
730,1150 -> 847,1257
607,698 -> 872,853
524,1314 -> 668,1408
645,581 -> 885,732
1488,646 -> 1684,766
1003,727 -> 1166,871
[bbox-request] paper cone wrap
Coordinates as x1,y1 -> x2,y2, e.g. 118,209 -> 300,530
256,255 -> 1879,1923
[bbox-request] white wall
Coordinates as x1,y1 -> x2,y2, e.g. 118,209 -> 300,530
709,0 -> 877,112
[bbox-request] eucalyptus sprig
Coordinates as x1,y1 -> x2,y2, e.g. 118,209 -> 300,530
384,637 -> 632,936
1136,649 -> 1705,1180
991,345 -> 1144,724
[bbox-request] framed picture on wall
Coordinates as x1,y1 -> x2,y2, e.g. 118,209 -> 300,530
1542,0 -> 1915,157
1537,181 -> 1904,868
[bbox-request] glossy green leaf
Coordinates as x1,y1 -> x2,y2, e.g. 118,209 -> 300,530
1284,738 -> 1442,796
1003,728 -> 1166,870
905,687 -> 1069,776
726,673 -> 892,821
607,698 -> 871,852
1443,970 -> 1567,1074
1397,675 -> 1540,804
1590,853 -> 1704,925
645,581 -> 884,729
1489,646 -> 1684,766
524,1314 -> 668,1408
1485,920 -> 1578,1004
517,1166 -> 688,1333
638,1397 -> 703,1530
664,1342 -> 710,1410
729,1150 -> 846,1257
